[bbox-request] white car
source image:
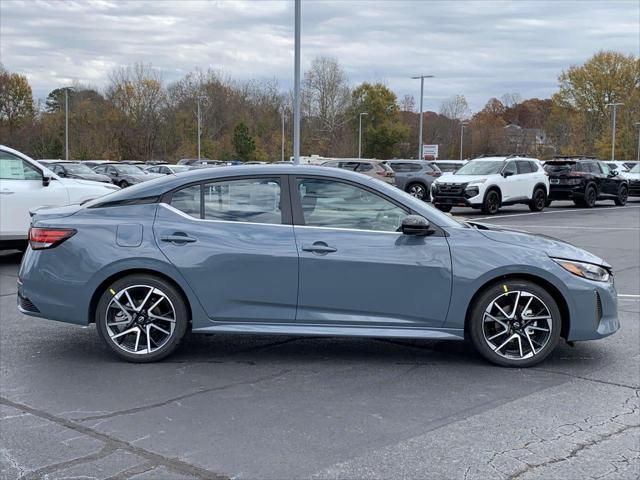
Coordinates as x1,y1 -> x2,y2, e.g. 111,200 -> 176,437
144,164 -> 193,175
626,163 -> 640,198
431,155 -> 549,215
0,145 -> 120,248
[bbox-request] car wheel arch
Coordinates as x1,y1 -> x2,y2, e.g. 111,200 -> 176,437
532,182 -> 547,196
463,273 -> 570,341
484,186 -> 502,201
88,268 -> 192,326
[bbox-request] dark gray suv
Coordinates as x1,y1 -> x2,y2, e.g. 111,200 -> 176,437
385,160 -> 442,201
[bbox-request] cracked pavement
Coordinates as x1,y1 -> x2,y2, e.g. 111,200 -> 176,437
1,201 -> 639,479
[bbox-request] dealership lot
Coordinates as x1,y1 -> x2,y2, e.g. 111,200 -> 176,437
1,201 -> 639,479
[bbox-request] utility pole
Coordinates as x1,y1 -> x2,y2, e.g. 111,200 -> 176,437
64,88 -> 69,160
605,102 -> 624,161
635,122 -> 640,163
460,120 -> 468,161
293,0 -> 301,165
358,112 -> 368,159
411,75 -> 434,159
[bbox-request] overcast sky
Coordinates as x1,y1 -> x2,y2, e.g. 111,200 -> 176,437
1,0 -> 638,112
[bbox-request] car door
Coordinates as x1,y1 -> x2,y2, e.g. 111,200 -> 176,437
597,162 -> 620,196
499,160 -> 519,201
291,175 -> 452,328
516,160 -> 536,199
154,175 -> 299,323
0,150 -> 69,238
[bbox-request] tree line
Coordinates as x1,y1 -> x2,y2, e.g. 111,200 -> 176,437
0,50 -> 638,162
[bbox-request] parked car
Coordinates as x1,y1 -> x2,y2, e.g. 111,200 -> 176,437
322,159 -> 396,185
46,161 -> 112,183
433,160 -> 467,173
385,160 -> 441,201
177,158 -> 223,166
603,161 -> 631,178
619,163 -> 639,198
623,161 -> 639,171
0,145 -> 119,249
19,164 -> 619,366
145,160 -> 169,165
83,160 -> 114,168
92,163 -> 164,188
544,158 -> 628,207
121,160 -> 147,166
146,164 -> 193,175
431,156 -> 549,214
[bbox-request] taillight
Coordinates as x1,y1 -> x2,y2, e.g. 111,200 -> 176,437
29,227 -> 76,250
377,170 -> 395,177
427,171 -> 441,177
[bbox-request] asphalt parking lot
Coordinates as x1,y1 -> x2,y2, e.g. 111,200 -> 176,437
1,200 -> 639,480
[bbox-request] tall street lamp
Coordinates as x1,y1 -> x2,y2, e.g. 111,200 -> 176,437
460,120 -> 469,161
281,107 -> 287,162
605,102 -> 624,161
411,75 -> 434,159
292,0 -> 301,165
635,122 -> 640,162
196,97 -> 202,161
61,87 -> 75,161
358,112 -> 368,159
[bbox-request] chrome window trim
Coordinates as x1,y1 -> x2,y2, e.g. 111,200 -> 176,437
159,203 -> 291,228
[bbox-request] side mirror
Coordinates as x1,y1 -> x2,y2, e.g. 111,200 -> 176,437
42,175 -> 52,187
59,171 -> 67,177
401,215 -> 431,236
113,171 -> 119,177
609,170 -> 617,177
503,170 -> 514,178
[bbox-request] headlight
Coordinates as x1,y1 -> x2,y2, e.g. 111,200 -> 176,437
467,178 -> 487,186
552,258 -> 612,282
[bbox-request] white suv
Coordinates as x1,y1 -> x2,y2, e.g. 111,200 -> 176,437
431,156 -> 549,215
0,145 -> 120,248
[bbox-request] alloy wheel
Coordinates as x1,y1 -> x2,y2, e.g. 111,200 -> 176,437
408,184 -> 426,200
482,290 -> 553,360
585,187 -> 596,207
486,191 -> 500,214
535,190 -> 545,209
105,285 -> 176,355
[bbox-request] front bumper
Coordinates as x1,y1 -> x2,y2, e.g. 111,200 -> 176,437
432,182 -> 482,207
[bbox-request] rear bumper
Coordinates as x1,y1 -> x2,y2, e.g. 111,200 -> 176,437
548,185 -> 584,200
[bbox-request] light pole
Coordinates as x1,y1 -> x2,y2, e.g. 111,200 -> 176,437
196,97 -> 202,161
358,112 -> 368,159
411,75 -> 434,159
459,120 -> 468,161
64,88 -> 69,160
281,108 -> 286,162
605,102 -> 624,161
635,122 -> 640,162
293,0 -> 301,165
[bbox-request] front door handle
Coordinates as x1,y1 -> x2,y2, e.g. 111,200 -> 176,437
0,190 -> 14,195
160,234 -> 197,244
301,242 -> 337,255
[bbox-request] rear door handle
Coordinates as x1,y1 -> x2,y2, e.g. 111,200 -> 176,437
301,242 -> 337,254
160,234 -> 197,244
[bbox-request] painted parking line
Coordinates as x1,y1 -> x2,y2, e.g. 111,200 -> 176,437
470,205 -> 640,221
495,225 -> 640,230
618,294 -> 640,298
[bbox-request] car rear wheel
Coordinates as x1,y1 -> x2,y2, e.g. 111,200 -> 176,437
583,185 -> 597,208
96,274 -> 188,362
119,180 -> 130,188
406,182 -> 429,201
529,187 -> 546,212
481,190 -> 501,215
615,185 -> 628,206
435,204 -> 452,212
468,280 -> 561,367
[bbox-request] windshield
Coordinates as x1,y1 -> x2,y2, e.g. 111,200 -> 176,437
630,164 -> 640,173
115,165 -> 144,174
455,161 -> 504,175
64,163 -> 97,174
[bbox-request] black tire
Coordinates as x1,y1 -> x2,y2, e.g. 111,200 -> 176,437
95,274 -> 188,362
481,189 -> 501,215
529,187 -> 546,212
406,182 -> 429,201
614,185 -> 628,206
435,204 -> 452,212
583,185 -> 597,208
119,180 -> 130,188
468,279 -> 562,367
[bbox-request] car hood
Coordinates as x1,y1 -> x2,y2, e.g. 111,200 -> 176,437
466,221 -> 609,267
61,178 -> 120,190
435,173 -> 493,184
68,173 -> 111,182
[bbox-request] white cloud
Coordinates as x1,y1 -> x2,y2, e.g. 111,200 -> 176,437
1,0 -> 637,111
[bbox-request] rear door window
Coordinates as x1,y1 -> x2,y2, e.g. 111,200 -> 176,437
516,161 -> 533,174
203,177 -> 282,224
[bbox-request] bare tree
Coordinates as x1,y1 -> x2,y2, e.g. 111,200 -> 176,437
500,92 -> 522,109
399,94 -> 415,112
439,94 -> 470,120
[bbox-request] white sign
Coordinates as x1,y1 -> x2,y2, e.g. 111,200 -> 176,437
423,144 -> 439,159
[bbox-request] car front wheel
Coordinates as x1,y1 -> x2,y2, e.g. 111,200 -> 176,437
468,280 -> 561,367
615,185 -> 628,206
96,274 -> 188,362
481,190 -> 501,215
